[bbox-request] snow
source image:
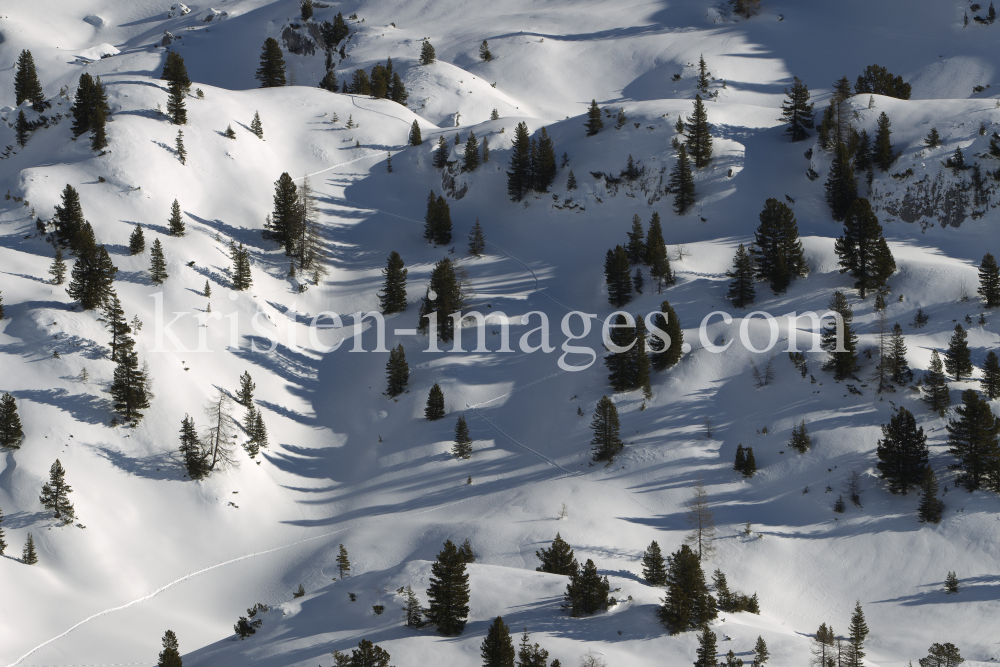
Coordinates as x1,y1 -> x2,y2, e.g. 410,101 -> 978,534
1,1 -> 1000,666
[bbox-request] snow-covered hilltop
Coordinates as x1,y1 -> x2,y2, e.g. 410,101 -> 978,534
1,1 -> 999,666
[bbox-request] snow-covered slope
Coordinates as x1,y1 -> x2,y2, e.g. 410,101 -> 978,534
1,1 -> 999,666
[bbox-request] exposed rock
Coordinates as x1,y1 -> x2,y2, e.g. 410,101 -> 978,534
201,8 -> 229,22
167,3 -> 190,18
281,23 -> 327,56
162,31 -> 174,46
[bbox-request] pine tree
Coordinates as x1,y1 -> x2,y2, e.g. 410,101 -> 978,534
590,396 -> 623,462
179,415 -> 209,479
821,291 -> 859,381
468,219 -> 486,256
110,340 -> 151,422
695,627 -> 719,667
70,73 -> 110,139
751,198 -> 808,293
479,40 -> 493,62
319,69 -> 338,92
658,543 -> 717,633
67,245 -> 118,310
925,127 -> 941,148
403,585 -> 422,627
15,109 -> 30,148
790,420 -> 811,453
811,624 -> 836,667
920,642 -> 963,667
128,224 -> 145,255
417,257 -> 464,341
53,184 -> 88,252
876,407 -> 929,494
873,112 -> 895,172
887,322 -> 909,384
458,538 -> 475,563
405,120 -> 422,148
645,212 -> 674,288
919,466 -> 946,523
175,130 -> 186,165
853,129 -> 872,174
432,136 -> 449,170
167,80 -> 187,125
924,350 -> 951,414
697,55 -> 710,94
564,558 -> 610,616
463,131 -> 480,172
834,197 -> 895,298
161,50 -> 191,93
744,447 -> 757,477
0,393 -> 25,449
167,199 -> 185,236
49,247 -> 67,284
425,540 -> 471,634
626,215 -> 646,264
22,533 -> 38,565
947,388 -> 1000,491
650,300 -> 683,371
378,251 -> 408,314
453,415 -> 473,459
14,49 -> 45,109
566,170 -> 576,190
685,95 -> 713,168
389,72 -> 408,104
334,543 -> 351,578
536,533 -> 577,575
100,292 -> 131,362
251,111 -> 264,139
256,38 -> 287,87
0,504 -> 7,556
669,144 -> 697,214
634,267 -> 644,294
39,459 -> 75,523
944,324 -> 973,381
157,630 -> 183,667
825,142 -> 858,221
642,540 -> 668,586
234,371 -> 255,406
726,244 -> 756,309
944,572 -> 959,594
419,40 -> 437,65
734,444 -> 747,475
481,616 -> 515,667
604,246 -> 632,307
845,601 -> 869,667
532,127 -> 557,192
507,122 -> 532,201
149,239 -> 168,284
605,315 -> 635,393
585,99 -> 604,136
383,344 -> 410,398
267,172 -> 300,252
232,244 -> 252,290
752,636 -> 769,667
425,383 -> 446,420
781,77 -> 815,142
981,350 -> 1000,399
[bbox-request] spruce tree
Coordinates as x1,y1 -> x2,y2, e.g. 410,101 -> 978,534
917,467 -> 944,523
790,420 -> 811,453
161,50 -> 191,93
566,170 -> 576,190
853,129 -> 872,173
924,350 -> 951,414
590,396 -> 623,462
811,624 -> 836,667
336,543 -> 351,578
978,253 -> 1000,307
251,111 -> 264,139
650,299 -> 683,371
167,80 -> 187,125
235,371 -> 255,406
834,197 -> 895,298
110,342 -> 151,422
696,55 -> 710,94
642,540 -> 668,586
532,127 -> 557,192
409,120 -> 423,146
585,99 -> 603,136
468,219 -> 486,256
846,601 -> 869,667
39,459 -> 75,523
15,109 -> 30,147
67,245 -> 118,310
507,122 -> 532,201
604,246 -> 632,307
947,388 -> 1000,491
876,407 -> 929,494
744,447 -> 757,477
685,95 -> 713,168
981,350 -> 1000,399
479,40 -> 493,62
605,315 -> 634,392
168,199 -> 185,236
268,172 -> 300,252
49,247 -> 67,284
129,224 -> 145,255
418,258 -> 464,341
481,616 -> 515,667
255,38 -> 287,87
319,69 -> 338,92
564,558 -> 610,616
420,41 -> 437,65
378,251 -> 408,314
100,292 -> 131,362
425,540 -> 471,635
626,215 -> 646,264
179,415 -> 209,480
726,243 -> 756,309
459,538 -> 475,563
157,630 -> 183,667
695,628 -> 719,667
632,315 -> 652,397
658,543 -> 717,633
22,533 -> 38,565
821,291 -> 859,381
925,127 -> 941,148
482,137 -> 490,164
433,136 -> 449,169
734,444 -> 747,475
453,415 -> 473,459
403,585 -> 422,627
390,72 -> 408,104
0,393 -> 25,449
669,144 -> 696,214
536,533 -> 577,575
232,244 -> 252,290
175,130 -> 186,165
944,324 -> 973,381
88,99 -> 107,150
825,142 -> 858,221
150,239 -> 168,284
781,77 -> 815,142
463,131 -> 480,172
70,73 -> 110,139
516,629 -> 548,667
920,642 -> 963,667
433,196 -> 453,245
645,212 -> 674,288
14,49 -> 45,109
53,184 -> 88,252
873,112 -> 894,172
752,636 -> 769,667
425,383 -> 446,420
751,198 -> 808,293
887,322 -> 909,384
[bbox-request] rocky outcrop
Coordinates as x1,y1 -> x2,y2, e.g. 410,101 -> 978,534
281,23 -> 326,56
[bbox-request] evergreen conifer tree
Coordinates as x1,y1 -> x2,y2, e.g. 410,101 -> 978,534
255,38 -> 287,87
167,80 -> 186,125
532,127 -> 557,192
129,224 -> 145,255
433,195 -> 454,243
944,324 -> 973,381
110,341 -> 151,422
23,533 -> 38,565
157,630 -> 183,667
336,543 -> 351,578
566,170 -> 576,190
564,558 -> 610,616
39,459 -> 75,522
658,543 -> 717,633
410,120 -> 422,146
604,246 -> 632,307
453,415 -> 473,459
53,184 -> 88,253
459,538 -> 475,563
626,215 -> 646,264
642,540 -> 668,586
161,51 -> 191,93
16,109 -> 33,149
947,388 -> 1000,491
507,122 -> 532,201
100,292 -> 132,362
425,540 -> 471,634
482,137 -> 490,164
925,127 -> 941,148
403,585 -> 422,627
685,95 -> 713,168
590,396 -> 623,462
669,144 -> 697,214
536,533 -> 577,575
251,111 -> 264,139
980,350 -> 1000,399
917,467 -> 944,523
695,627 -> 719,667
978,252 -> 1000,307
433,136 -> 449,170
67,245 -> 118,310
70,73 -> 110,139
780,77 -> 815,142
821,291 -> 859,381
231,244 -> 252,290
168,199 -> 185,236
378,251 -> 408,314
479,40 -> 493,62
811,624 -> 836,667
790,420 -> 811,453
645,213 -> 674,289
14,49 -> 45,109
834,197 -> 895,298
0,504 -> 7,556
175,130 -> 186,165
751,198 -> 808,293
924,350 -> 951,414
179,415 -> 209,480
417,257 -> 464,341
846,601 -> 869,667
149,239 -> 168,284
585,99 -> 604,136
481,616 -> 515,667
734,444 -> 747,475
516,629 -> 549,667
873,112 -> 894,171
752,636 -> 770,667
876,407 -> 929,494
0,393 -> 25,449
425,383 -> 446,420
920,642 -> 963,667
697,55 -> 710,94
268,173 -> 300,252
420,41 -> 437,65
825,142 -> 858,221
633,315 -> 653,397
726,244 -> 756,309
389,72 -> 409,104
49,247 -> 67,284
744,447 -> 757,477
887,322 -> 909,384
649,300 -> 683,371
319,69 -> 338,92
235,371 -> 255,406
463,131 -> 480,172
468,219 -> 486,256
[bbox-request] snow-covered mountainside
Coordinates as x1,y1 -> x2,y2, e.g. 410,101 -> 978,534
1,1 -> 999,665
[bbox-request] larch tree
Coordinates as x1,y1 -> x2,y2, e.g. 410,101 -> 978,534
203,389 -> 238,471
684,479 -> 716,561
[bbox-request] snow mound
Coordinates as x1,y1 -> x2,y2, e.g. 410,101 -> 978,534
76,43 -> 120,61
167,3 -> 191,18
82,15 -> 106,28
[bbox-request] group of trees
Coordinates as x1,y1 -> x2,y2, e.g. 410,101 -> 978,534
507,123 -> 558,201
341,57 -> 408,104
423,190 -> 453,245
71,72 -> 110,151
265,173 -> 326,281
417,257 -> 467,342
611,212 -> 674,304
808,602 -> 872,667
604,300 -> 684,394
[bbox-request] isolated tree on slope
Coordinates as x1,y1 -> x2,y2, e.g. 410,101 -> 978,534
14,49 -> 45,109
751,198 -> 808,293
536,533 -> 577,575
590,396 -> 623,462
385,344 -> 409,397
642,540 -> 668,585
947,388 -> 1000,492
161,51 -> 191,93
924,350 -> 951,415
726,243 -> 756,309
585,99 -> 603,136
834,197 -> 895,298
821,291 -> 859,381
157,630 -> 183,667
378,251 -> 408,314
39,459 -> 75,523
781,77 -> 815,142
425,540 -> 470,635
425,383 -> 446,420
669,144 -> 696,214
0,393 -> 25,449
420,41 -> 437,65
685,95 -> 713,168
876,406 -> 928,494
944,324 -> 973,382
256,38 -> 287,87
481,616 -> 515,667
